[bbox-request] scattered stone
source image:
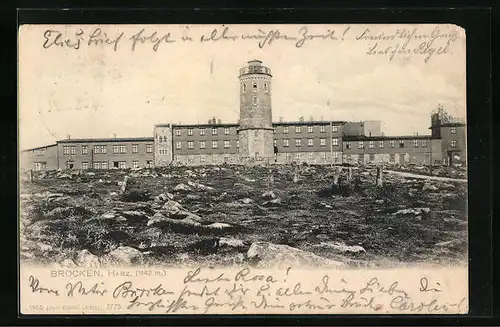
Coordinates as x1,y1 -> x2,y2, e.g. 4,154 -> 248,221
314,242 -> 366,253
101,212 -> 116,220
108,246 -> 144,265
58,258 -> 78,268
315,234 -> 330,240
121,210 -> 148,222
219,237 -> 245,248
239,198 -> 253,204
392,207 -> 430,216
185,194 -> 201,201
174,183 -> 192,192
422,183 -> 439,191
247,241 -> 344,268
21,240 -> 54,254
76,249 -> 101,268
110,192 -> 119,197
261,190 -> 276,200
207,223 -> 232,230
262,198 -> 281,207
187,181 -> 214,191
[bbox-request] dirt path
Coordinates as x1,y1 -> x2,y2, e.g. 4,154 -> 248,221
385,170 -> 467,183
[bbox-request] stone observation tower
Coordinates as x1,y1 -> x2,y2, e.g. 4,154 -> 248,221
237,60 -> 274,161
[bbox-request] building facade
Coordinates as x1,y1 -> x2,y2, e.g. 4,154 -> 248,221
20,60 -> 467,171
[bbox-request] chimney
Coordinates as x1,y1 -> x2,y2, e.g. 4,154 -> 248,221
309,116 -> 314,122
279,117 -> 283,122
299,116 -> 304,122
113,133 -> 116,138
217,118 -> 222,124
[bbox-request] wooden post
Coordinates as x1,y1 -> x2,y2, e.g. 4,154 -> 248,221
29,169 -> 33,183
333,167 -> 340,186
120,175 -> 129,194
347,167 -> 353,184
376,166 -> 383,187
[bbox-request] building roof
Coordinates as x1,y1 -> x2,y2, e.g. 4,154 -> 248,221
21,143 -> 57,152
273,121 -> 347,126
158,121 -> 348,128
170,123 -> 240,128
343,135 -> 433,141
429,122 -> 466,129
56,137 -> 154,144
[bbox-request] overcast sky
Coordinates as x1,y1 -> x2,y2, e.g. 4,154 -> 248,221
18,24 -> 466,150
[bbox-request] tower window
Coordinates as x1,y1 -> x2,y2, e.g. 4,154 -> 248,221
252,96 -> 258,106
253,82 -> 257,89
264,83 -> 268,92
243,84 -> 247,92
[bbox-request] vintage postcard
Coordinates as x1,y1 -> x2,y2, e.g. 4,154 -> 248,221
18,23 -> 468,314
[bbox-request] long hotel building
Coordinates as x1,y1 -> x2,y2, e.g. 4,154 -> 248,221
21,60 -> 466,171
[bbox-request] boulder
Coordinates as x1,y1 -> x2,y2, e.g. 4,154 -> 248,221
76,249 -> 101,268
187,181 -> 214,191
261,190 -> 276,200
108,246 -> 144,265
147,213 -> 202,230
219,237 -> 246,248
174,183 -> 192,192
263,198 -> 281,207
207,222 -> 232,230
392,207 -> 430,216
238,198 -> 253,204
58,258 -> 78,268
247,241 -> 344,268
120,210 -> 148,222
313,242 -> 366,253
422,183 -> 438,191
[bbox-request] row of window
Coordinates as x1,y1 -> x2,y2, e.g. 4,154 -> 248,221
170,125 -> 340,137
174,127 -> 232,137
281,152 -> 342,160
175,140 -> 237,150
62,144 -> 153,155
345,139 -> 428,149
68,160 -> 153,170
278,125 -> 338,134
242,82 -> 269,93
